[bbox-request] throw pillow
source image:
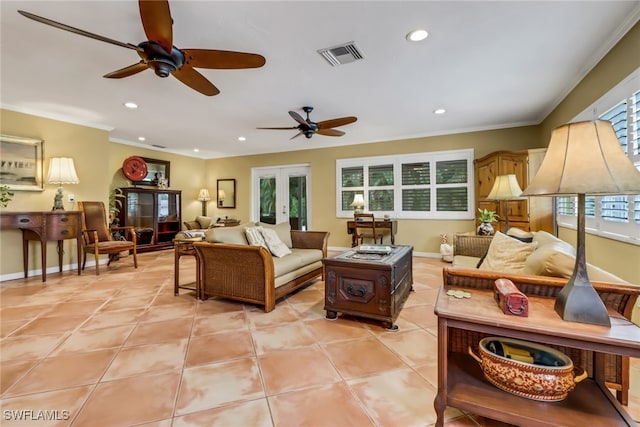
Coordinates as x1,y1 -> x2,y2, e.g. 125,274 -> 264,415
196,215 -> 213,229
260,227 -> 292,258
506,227 -> 534,243
258,222 -> 293,248
245,226 -> 268,248
478,232 -> 537,274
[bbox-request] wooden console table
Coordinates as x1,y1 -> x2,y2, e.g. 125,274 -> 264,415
433,286 -> 640,426
346,219 -> 396,247
0,211 -> 82,282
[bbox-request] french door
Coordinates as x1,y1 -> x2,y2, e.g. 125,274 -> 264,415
251,165 -> 310,230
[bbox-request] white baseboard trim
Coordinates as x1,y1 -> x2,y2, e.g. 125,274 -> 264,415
0,258 -> 106,283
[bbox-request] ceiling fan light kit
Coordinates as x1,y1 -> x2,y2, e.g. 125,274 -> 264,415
18,0 -> 265,96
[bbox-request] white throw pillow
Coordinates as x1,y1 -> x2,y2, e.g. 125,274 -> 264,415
260,227 -> 292,258
258,222 -> 292,248
245,226 -> 268,248
478,232 -> 537,274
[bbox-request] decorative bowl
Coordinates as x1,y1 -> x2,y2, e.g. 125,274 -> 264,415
469,337 -> 587,401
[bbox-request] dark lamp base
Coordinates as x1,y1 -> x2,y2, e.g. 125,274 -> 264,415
554,280 -> 611,327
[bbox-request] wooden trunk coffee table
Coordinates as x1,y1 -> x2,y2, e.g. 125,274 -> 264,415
323,245 -> 413,330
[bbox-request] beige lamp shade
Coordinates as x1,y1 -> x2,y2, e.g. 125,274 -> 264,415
197,188 -> 211,201
46,157 -> 79,184
487,174 -> 524,200
350,194 -> 365,208
522,120 -> 640,197
217,189 -> 226,200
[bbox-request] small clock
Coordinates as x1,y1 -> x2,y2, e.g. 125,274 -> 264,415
122,156 -> 148,181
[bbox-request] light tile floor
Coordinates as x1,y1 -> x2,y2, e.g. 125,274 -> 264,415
1,250 -> 638,426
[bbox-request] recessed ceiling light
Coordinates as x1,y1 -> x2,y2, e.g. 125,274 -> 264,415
138,136 -> 146,141
193,148 -> 200,152
434,108 -> 446,115
406,29 -> 428,42
124,102 -> 138,109
238,136 -> 246,142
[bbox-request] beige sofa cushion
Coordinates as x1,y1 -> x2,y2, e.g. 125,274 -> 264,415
205,226 -> 248,245
196,215 -> 213,229
452,255 -> 482,269
478,232 -> 537,274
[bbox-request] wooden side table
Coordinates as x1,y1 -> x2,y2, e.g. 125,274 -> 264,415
174,237 -> 203,298
433,286 -> 640,426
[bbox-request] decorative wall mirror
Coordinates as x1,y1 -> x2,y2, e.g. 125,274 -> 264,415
217,178 -> 236,208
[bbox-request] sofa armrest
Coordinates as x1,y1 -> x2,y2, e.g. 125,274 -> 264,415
291,230 -> 330,257
453,234 -> 492,258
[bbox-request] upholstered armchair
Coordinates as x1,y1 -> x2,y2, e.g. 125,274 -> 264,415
78,201 -> 138,275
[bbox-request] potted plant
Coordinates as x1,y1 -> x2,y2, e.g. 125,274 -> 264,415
0,185 -> 14,208
477,208 -> 499,236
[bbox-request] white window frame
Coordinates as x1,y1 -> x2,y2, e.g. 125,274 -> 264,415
557,67 -> 640,245
336,149 -> 475,219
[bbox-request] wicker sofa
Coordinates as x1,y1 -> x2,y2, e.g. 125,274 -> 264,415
192,223 -> 329,312
443,262 -> 640,405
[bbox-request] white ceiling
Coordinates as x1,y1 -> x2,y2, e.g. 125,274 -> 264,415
1,1 -> 639,159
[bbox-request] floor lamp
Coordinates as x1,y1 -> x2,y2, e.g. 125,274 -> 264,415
487,174 -> 524,231
522,120 -> 640,327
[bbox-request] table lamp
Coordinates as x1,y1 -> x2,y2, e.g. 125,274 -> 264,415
46,157 -> 79,211
197,188 -> 211,216
487,174 -> 524,231
350,194 -> 364,214
521,120 -> 640,327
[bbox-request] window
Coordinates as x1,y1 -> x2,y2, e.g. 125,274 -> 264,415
336,149 -> 474,219
556,68 -> 640,244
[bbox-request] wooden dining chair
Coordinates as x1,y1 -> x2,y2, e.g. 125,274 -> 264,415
78,201 -> 138,275
354,212 -> 383,245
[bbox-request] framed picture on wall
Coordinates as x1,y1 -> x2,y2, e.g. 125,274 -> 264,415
0,134 -> 44,191
133,157 -> 170,187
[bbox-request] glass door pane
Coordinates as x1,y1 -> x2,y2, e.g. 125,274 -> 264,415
289,175 -> 307,230
259,176 -> 276,224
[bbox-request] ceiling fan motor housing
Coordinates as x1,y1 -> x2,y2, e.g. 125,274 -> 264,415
138,41 -> 185,77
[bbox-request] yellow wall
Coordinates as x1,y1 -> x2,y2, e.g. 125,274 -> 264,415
1,21 -> 638,281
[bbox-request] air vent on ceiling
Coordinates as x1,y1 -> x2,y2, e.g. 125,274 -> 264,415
317,42 -> 364,66
151,144 -> 166,149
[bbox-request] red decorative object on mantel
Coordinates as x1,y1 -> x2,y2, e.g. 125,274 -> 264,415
494,278 -> 528,317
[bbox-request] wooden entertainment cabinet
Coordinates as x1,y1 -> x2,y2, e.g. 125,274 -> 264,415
433,286 -> 640,426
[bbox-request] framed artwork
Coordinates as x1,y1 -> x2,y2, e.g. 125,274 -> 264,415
134,157 -> 170,187
0,134 -> 44,191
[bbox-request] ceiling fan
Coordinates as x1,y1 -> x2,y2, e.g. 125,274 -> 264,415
17,1 -> 265,96
258,107 -> 357,140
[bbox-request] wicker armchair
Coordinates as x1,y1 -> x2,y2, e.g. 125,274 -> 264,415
78,201 -> 138,275
452,234 -> 493,258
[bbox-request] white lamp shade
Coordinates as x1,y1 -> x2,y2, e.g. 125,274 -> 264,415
46,157 -> 79,184
198,189 -> 211,201
487,174 -> 524,200
350,194 -> 365,208
522,120 -> 640,196
218,189 -> 226,200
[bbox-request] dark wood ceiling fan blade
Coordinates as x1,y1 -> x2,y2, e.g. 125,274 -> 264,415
139,0 -> 173,54
289,111 -> 307,126
317,116 -> 358,129
317,129 -> 346,137
18,10 -> 141,52
103,62 -> 148,78
290,132 -> 303,140
257,127 -> 298,130
172,66 -> 219,96
182,49 -> 266,69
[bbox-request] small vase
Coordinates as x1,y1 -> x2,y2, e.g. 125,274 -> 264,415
478,222 -> 495,236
